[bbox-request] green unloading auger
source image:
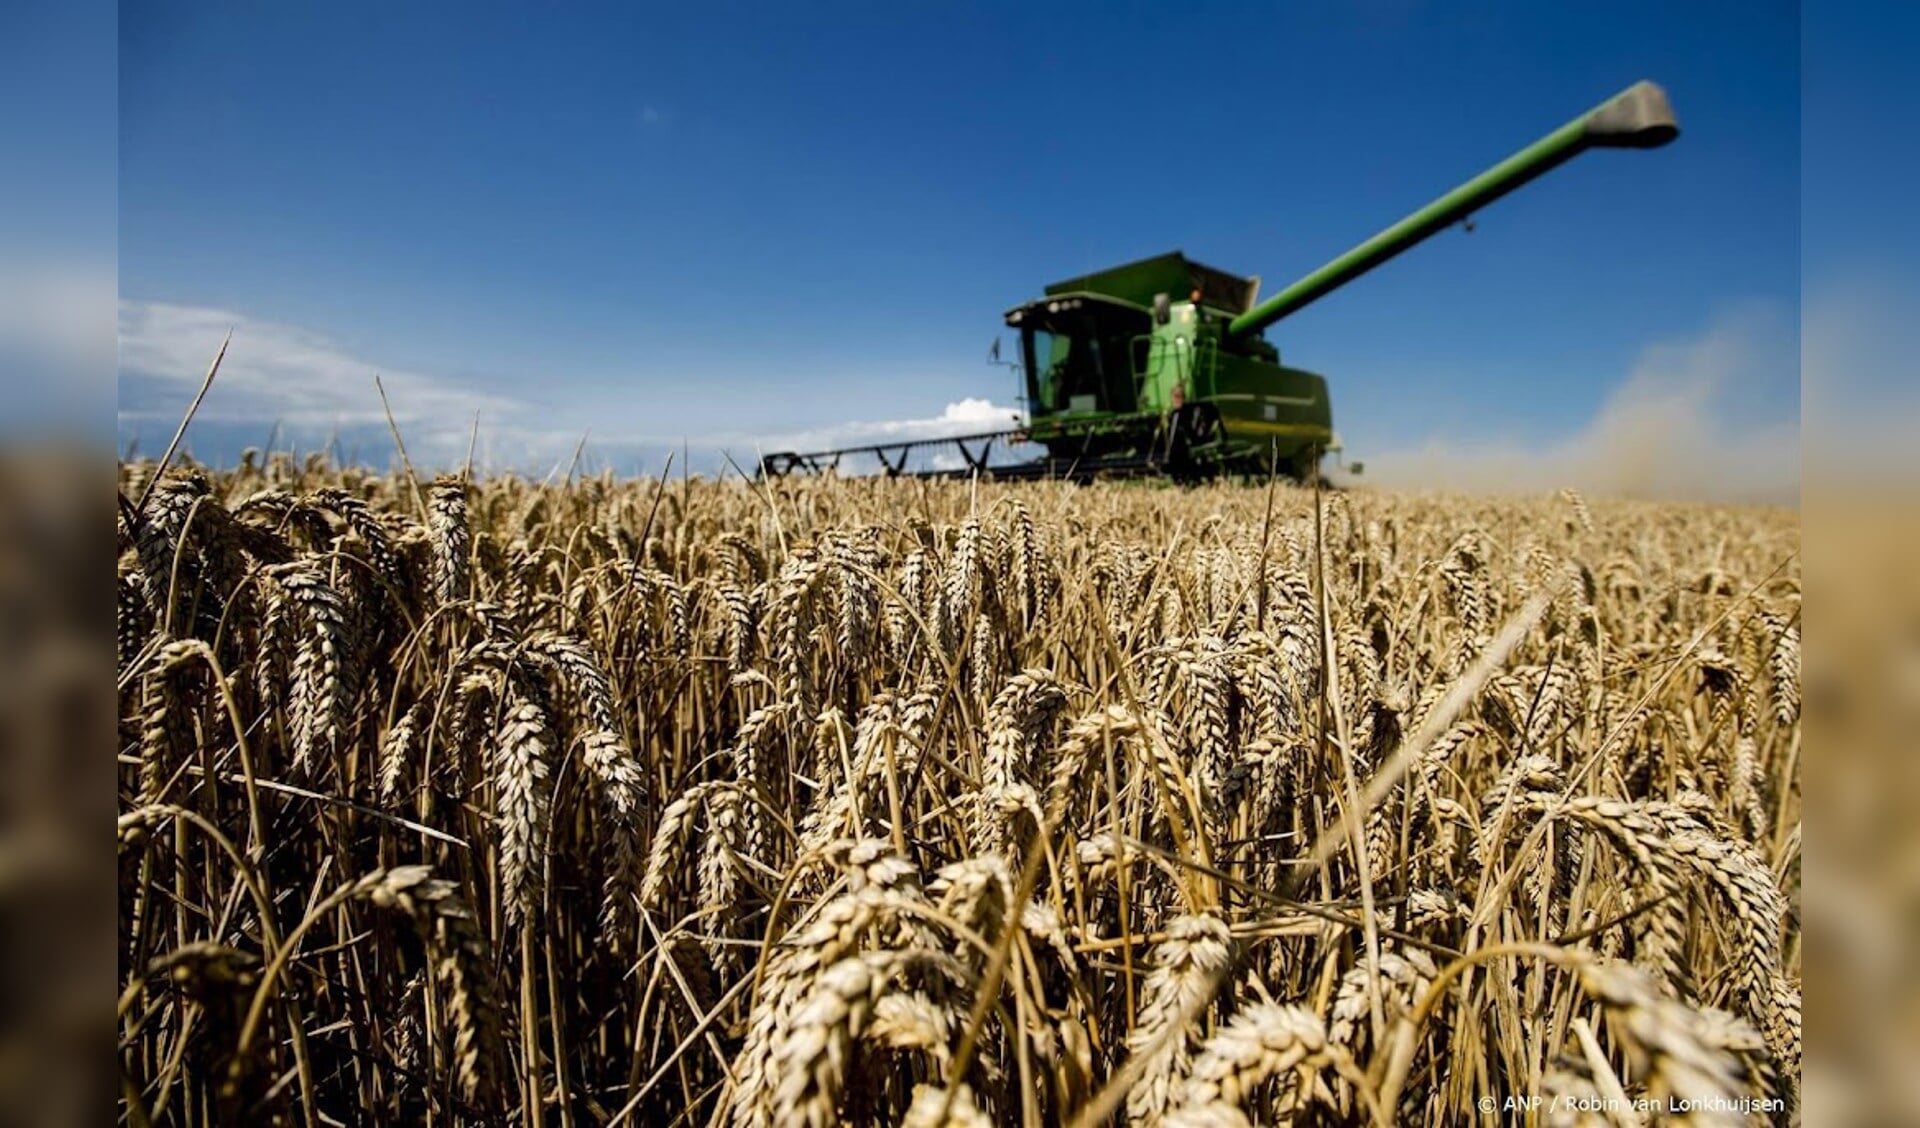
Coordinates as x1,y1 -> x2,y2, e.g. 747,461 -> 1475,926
1227,80 -> 1678,338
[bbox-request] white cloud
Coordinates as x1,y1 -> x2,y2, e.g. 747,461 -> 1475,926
118,298 -> 522,454
1339,307 -> 1800,505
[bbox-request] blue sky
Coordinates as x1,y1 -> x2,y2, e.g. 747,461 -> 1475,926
112,1 -> 1805,493
0,0 -> 115,433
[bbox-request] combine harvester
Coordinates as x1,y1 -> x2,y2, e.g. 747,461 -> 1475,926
759,80 -> 1678,484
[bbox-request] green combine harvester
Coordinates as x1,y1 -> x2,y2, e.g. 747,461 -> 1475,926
759,80 -> 1678,483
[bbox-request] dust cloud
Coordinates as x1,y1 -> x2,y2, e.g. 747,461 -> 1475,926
1338,308 -> 1799,505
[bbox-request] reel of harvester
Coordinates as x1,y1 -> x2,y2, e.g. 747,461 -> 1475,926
757,430 -> 1017,480
755,405 -> 1232,483
759,80 -> 1678,485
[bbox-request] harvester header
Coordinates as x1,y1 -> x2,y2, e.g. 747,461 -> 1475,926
759,80 -> 1679,483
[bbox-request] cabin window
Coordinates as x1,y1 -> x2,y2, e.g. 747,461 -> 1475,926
1022,329 -> 1063,412
1023,308 -> 1152,416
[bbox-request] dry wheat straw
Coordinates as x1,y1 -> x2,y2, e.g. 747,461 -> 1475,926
117,461 -> 1799,1127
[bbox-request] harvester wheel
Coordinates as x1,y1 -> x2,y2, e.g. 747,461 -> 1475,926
1290,451 -> 1325,486
1165,404 -> 1223,481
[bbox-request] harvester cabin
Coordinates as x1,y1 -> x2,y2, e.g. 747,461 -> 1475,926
1005,252 -> 1261,420
1012,295 -> 1147,417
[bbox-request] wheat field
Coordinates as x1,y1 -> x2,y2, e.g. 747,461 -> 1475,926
116,456 -> 1801,1126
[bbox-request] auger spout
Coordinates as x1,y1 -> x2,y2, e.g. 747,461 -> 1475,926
1226,80 -> 1677,338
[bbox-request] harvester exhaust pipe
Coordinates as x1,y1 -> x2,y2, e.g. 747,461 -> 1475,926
1226,80 -> 1679,338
